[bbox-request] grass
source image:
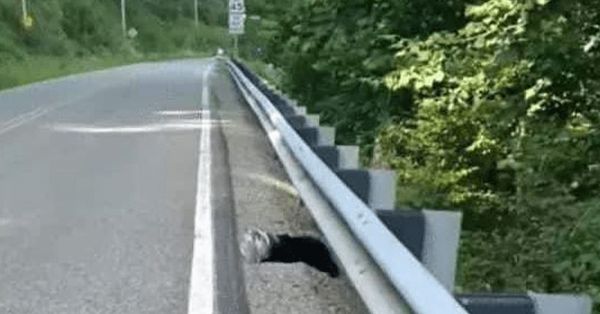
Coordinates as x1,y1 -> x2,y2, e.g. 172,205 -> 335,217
0,51 -> 214,91
243,59 -> 284,87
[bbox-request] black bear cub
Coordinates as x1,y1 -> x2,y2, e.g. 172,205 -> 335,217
240,228 -> 339,278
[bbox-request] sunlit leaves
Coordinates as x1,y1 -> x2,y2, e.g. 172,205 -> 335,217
377,0 -> 600,308
259,0 -> 600,309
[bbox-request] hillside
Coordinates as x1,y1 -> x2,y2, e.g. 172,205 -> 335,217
0,0 -> 229,88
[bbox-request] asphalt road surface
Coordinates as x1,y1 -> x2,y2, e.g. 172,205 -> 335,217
0,59 -> 366,314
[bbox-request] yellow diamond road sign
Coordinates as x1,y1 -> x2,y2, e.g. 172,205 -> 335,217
22,14 -> 34,30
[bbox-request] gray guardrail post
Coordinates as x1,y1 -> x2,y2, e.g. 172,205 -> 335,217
529,293 -> 593,314
456,293 -> 593,314
335,169 -> 397,210
421,209 -> 462,290
377,209 -> 462,290
314,145 -> 360,170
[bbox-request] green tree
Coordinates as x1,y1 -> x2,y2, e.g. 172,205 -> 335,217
257,0 -> 600,309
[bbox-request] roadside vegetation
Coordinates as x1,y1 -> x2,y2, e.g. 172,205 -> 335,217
245,0 -> 600,309
2,0 -> 598,309
0,0 -> 229,90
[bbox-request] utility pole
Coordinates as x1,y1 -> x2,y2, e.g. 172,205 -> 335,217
194,0 -> 199,27
21,0 -> 27,24
121,0 -> 127,37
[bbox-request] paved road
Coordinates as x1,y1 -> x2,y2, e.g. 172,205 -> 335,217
0,59 -> 366,313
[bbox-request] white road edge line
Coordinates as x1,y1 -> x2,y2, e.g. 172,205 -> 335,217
187,65 -> 215,314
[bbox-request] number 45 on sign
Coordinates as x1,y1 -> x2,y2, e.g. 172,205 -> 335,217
229,0 -> 245,13
229,0 -> 245,35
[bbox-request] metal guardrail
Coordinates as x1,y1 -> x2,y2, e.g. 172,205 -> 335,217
227,59 -> 469,314
228,64 -> 410,313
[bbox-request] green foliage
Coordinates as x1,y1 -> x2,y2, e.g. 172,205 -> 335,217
258,0 -> 600,310
0,50 -> 211,91
60,0 -> 123,54
0,0 -> 229,89
0,0 -> 229,64
248,0 -> 468,153
0,55 -> 134,90
379,0 -> 600,308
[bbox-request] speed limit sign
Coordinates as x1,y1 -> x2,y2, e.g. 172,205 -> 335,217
229,0 -> 245,14
229,0 -> 245,34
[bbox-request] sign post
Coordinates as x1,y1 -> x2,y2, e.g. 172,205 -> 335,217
21,0 -> 27,24
228,0 -> 245,56
20,0 -> 34,30
194,0 -> 199,27
121,0 -> 127,37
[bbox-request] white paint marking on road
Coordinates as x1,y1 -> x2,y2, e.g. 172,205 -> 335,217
49,120 -> 229,134
187,65 -> 215,314
240,173 -> 299,197
154,110 -> 206,116
0,107 -> 51,135
0,64 -> 148,137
